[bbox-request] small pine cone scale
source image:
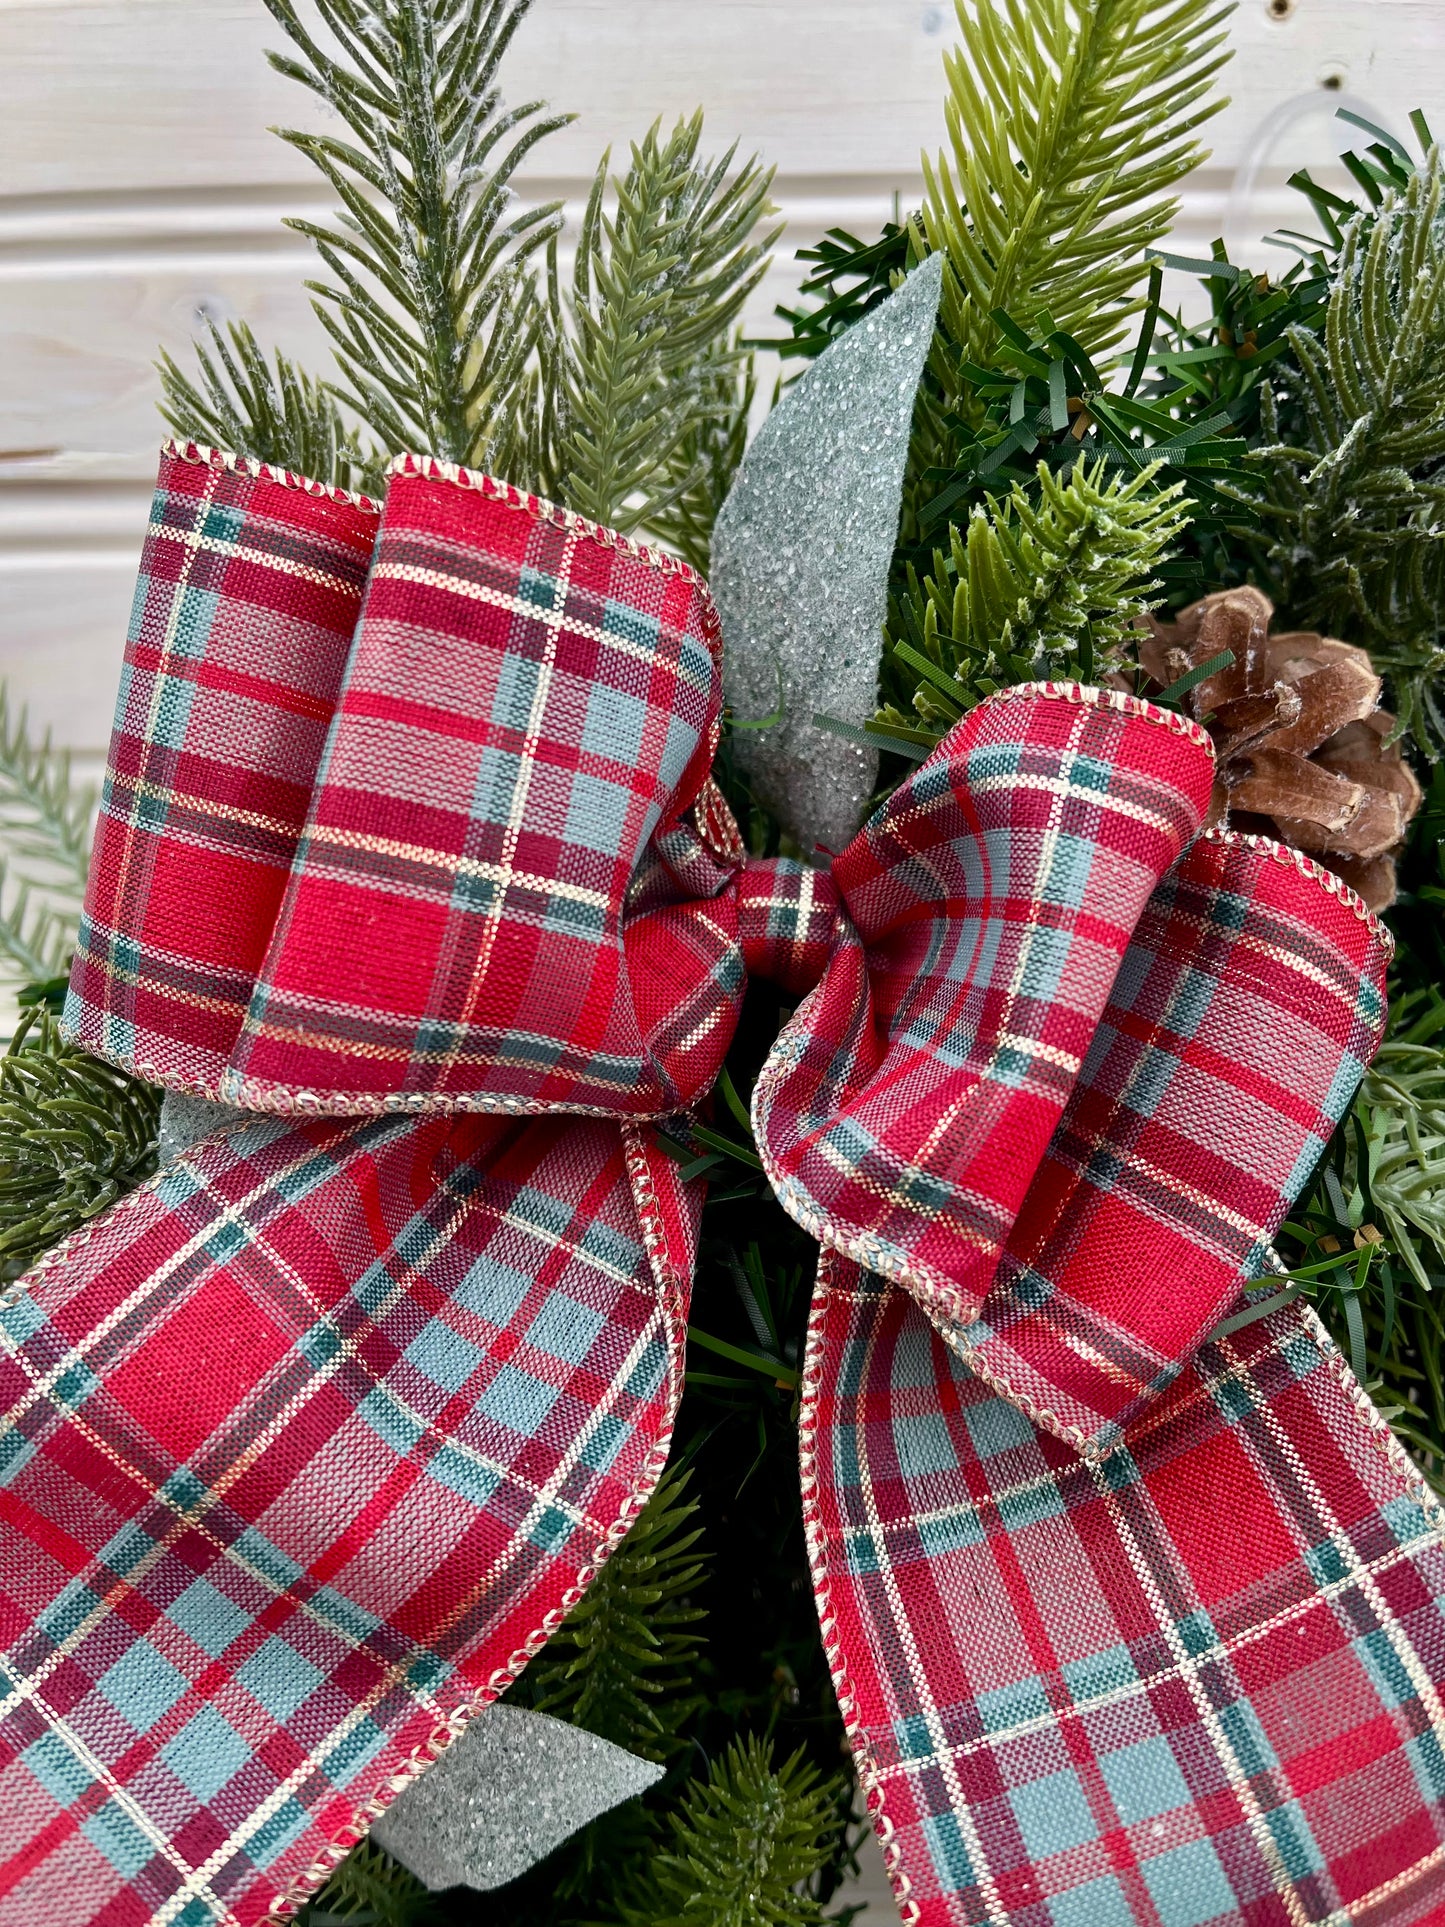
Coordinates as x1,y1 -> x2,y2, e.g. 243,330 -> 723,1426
1141,588 -> 1422,911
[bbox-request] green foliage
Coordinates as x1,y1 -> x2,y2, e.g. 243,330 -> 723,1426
879,456 -> 1189,734
554,113 -> 776,534
0,699 -> 162,1279
1274,967 -> 1445,1485
513,1466 -> 706,1761
0,693 -> 92,890
158,319 -> 377,495
1258,142 -> 1445,754
1143,250 -> 1328,442
771,0 -> 1237,661
262,0 -> 572,484
0,874 -> 73,989
643,338 -> 759,575
907,297 -> 1251,583
0,688 -> 93,982
0,1006 -> 160,1279
158,7 -> 777,553
1357,991 -> 1445,1292
767,221 -> 913,363
298,1837 -> 433,1926
921,0 -> 1232,386
621,1738 -> 843,1927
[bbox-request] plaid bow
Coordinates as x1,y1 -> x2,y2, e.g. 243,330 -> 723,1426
0,442 -> 1438,1927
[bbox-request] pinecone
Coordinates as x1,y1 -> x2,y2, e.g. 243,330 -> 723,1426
1140,587 -> 1422,912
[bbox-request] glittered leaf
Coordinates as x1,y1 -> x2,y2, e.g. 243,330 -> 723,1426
371,1705 -> 663,1893
711,253 -> 944,855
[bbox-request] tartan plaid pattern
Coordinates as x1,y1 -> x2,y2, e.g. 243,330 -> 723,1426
958,831 -> 1392,1458
13,450 -> 742,1926
16,433 -> 1437,1927
0,1109 -> 696,1927
63,444 -> 379,1094
64,451 -> 737,1121
225,459 -> 730,1117
737,857 -> 841,996
804,1259 -> 1445,1927
753,685 -> 1216,1333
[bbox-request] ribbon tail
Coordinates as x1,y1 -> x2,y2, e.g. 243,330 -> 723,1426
802,1252 -> 1445,1927
798,828 -> 1445,1923
0,1112 -> 696,1926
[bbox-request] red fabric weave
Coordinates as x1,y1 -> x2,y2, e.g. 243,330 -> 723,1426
965,829 -> 1393,1454
2,447 -> 1435,1927
65,447 -> 377,1093
754,686 -> 1216,1328
227,460 -> 731,1115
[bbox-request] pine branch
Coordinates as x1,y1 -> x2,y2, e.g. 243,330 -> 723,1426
1257,148 -> 1445,755
923,0 -> 1233,385
1278,982 -> 1445,1484
512,1465 -> 706,1761
0,866 -> 78,983
261,0 -> 573,483
767,221 -> 914,363
0,1007 -> 161,1279
0,687 -> 93,891
158,320 -> 378,494
622,1737 -> 843,1927
298,1837 -> 433,1926
0,687 -> 94,983
1356,989 -> 1445,1292
879,455 -> 1189,733
643,337 -> 758,573
556,114 -> 778,531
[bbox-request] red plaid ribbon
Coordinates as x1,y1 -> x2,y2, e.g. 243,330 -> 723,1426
0,441 -> 1438,1927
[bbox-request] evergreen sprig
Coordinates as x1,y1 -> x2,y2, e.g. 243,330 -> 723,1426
513,1465 -> 706,1761
0,688 -> 93,983
262,0 -> 573,484
908,296 -> 1252,566
1358,990 -> 1445,1292
643,338 -> 759,575
766,221 -> 912,363
299,1836 -> 433,1926
1325,986 -> 1445,1287
0,1007 -> 161,1278
621,1738 -> 843,1927
555,114 -> 777,534
922,0 -> 1232,384
0,861 -> 79,986
1258,144 -> 1445,754
879,455 -> 1189,732
159,320 -> 377,494
0,688 -> 93,894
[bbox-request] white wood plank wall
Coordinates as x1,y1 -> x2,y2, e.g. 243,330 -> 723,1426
0,0 -> 1441,758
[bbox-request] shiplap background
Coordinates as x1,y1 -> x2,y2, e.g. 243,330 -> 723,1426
0,4 -> 1441,1914
1,0 -> 1442,762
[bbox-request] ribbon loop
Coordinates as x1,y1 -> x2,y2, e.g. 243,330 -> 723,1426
226,460 -> 734,1117
963,830 -> 1391,1456
754,684 -> 1217,1331
65,446 -> 740,1122
64,446 -> 379,1095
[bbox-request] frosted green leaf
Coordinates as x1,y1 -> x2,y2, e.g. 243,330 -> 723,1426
711,254 -> 944,855
372,1705 -> 663,1891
